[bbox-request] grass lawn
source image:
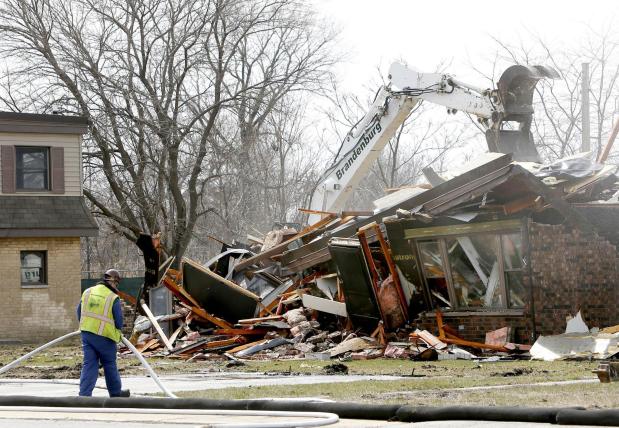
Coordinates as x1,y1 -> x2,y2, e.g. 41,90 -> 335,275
4,342 -> 617,409
174,378 -> 619,408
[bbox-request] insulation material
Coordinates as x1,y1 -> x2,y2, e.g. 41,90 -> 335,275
565,311 -> 589,334
377,275 -> 406,330
530,333 -> 619,361
315,275 -> 338,300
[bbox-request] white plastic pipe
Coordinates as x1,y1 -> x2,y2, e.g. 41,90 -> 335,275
0,406 -> 340,427
0,330 -> 80,375
0,330 -> 176,398
120,336 -> 177,398
0,332 -> 340,426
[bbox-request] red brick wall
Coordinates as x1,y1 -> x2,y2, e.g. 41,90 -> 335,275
415,312 -> 530,344
413,220 -> 619,344
528,221 -> 619,336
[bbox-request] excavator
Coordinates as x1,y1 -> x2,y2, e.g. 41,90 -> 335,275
308,62 -> 558,224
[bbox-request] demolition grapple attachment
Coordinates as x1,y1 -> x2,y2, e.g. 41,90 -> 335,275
486,64 -> 560,162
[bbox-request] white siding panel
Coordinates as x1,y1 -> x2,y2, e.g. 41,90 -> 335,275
0,133 -> 82,196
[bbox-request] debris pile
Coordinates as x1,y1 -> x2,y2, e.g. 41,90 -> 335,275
122,151 -> 619,364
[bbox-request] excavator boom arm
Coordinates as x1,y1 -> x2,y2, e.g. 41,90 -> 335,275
308,62 -> 557,224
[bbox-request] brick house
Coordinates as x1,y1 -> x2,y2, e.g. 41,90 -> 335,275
0,112 -> 98,343
381,155 -> 619,344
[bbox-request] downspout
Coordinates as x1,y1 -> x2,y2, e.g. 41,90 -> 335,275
524,216 -> 537,342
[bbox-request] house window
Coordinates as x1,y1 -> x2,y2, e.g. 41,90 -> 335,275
414,230 -> 525,310
16,147 -> 49,190
417,240 -> 451,309
21,251 -> 47,286
501,233 -> 526,307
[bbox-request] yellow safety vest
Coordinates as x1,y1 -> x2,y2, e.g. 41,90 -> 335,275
79,283 -> 122,343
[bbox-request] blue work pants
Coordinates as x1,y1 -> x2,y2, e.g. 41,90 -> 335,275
79,331 -> 122,397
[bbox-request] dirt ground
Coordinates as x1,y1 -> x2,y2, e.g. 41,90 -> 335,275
0,342 -> 597,380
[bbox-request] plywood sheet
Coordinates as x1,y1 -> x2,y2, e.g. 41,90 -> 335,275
182,259 -> 259,322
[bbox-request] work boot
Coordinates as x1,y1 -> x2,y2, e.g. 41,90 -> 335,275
118,389 -> 130,397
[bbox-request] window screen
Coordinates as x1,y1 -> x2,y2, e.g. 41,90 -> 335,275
16,147 -> 49,190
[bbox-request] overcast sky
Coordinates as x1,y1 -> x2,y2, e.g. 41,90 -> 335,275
313,0 -> 618,91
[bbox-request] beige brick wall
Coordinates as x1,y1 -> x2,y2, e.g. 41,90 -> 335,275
0,237 -> 81,343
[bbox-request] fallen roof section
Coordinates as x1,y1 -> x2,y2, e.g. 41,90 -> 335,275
278,153 -> 599,273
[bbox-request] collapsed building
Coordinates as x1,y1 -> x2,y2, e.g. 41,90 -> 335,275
126,151 -> 619,361
245,153 -> 619,345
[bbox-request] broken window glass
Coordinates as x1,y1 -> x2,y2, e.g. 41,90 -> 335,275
446,235 -> 502,308
505,271 -> 526,307
414,228 -> 524,311
417,240 -> 451,309
418,241 -> 444,277
501,233 -> 523,269
501,233 -> 525,308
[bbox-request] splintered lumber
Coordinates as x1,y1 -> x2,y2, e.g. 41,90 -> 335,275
236,336 -> 290,357
602,324 -> 619,334
228,339 -> 267,354
599,116 -> 619,163
297,208 -> 337,216
213,328 -> 270,336
234,213 -> 337,270
174,336 -> 246,356
140,300 -> 174,351
135,338 -> 159,353
502,195 -> 542,215
341,210 -> 373,217
330,338 -> 377,357
178,302 -> 233,330
435,310 -> 507,352
168,325 -> 183,347
117,290 -> 137,305
162,275 -> 202,308
441,336 -> 509,352
410,330 -> 447,350
238,315 -> 284,324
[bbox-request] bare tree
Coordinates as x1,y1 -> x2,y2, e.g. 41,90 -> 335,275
0,0 -> 337,261
196,93 -> 324,245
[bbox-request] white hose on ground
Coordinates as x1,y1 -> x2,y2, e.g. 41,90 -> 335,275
0,330 -> 175,398
0,406 -> 340,428
0,330 -> 81,375
0,331 -> 340,427
120,336 -> 177,398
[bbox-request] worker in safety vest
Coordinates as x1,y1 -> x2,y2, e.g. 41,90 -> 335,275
77,268 -> 129,397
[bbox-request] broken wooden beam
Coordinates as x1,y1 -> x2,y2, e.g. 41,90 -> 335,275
178,302 -> 233,330
213,328 -> 271,336
238,315 -> 284,324
234,213 -> 337,271
140,299 -> 174,352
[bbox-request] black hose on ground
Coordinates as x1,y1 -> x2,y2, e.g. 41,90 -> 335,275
0,396 -> 400,421
4,396 -> 619,425
556,408 -> 619,426
396,405 -> 578,424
